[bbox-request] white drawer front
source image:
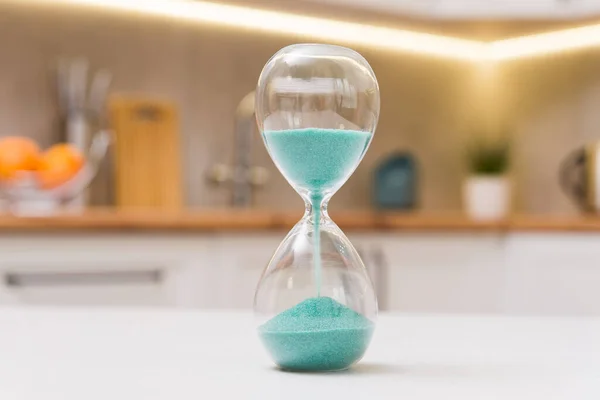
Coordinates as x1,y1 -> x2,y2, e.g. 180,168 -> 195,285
0,267 -> 168,306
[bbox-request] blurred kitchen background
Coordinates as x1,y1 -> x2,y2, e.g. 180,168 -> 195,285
1,0 -> 600,315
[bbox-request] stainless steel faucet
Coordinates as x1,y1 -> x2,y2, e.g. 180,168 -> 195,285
207,91 -> 268,207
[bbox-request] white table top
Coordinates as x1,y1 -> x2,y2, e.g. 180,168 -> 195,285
0,308 -> 598,400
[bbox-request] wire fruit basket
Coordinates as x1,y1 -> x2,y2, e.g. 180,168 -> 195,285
0,130 -> 111,216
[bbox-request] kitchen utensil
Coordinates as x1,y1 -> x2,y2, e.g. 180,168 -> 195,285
65,58 -> 89,150
89,69 -> 112,124
374,151 -> 417,209
109,96 -> 183,210
253,44 -> 379,372
55,58 -> 112,209
560,143 -> 600,211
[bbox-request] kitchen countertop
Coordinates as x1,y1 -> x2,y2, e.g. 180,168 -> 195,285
0,308 -> 597,399
1,209 -> 600,232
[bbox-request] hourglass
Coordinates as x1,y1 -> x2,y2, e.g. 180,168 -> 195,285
254,44 -> 380,371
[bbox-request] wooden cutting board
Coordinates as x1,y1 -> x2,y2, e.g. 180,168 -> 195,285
109,96 -> 183,210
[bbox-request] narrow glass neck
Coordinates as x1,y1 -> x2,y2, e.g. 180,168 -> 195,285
303,193 -> 330,223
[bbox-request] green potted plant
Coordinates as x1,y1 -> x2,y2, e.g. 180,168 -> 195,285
464,137 -> 511,220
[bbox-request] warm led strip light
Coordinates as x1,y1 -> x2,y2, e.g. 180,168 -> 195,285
9,0 -> 600,62
490,23 -> 600,60
10,0 -> 484,61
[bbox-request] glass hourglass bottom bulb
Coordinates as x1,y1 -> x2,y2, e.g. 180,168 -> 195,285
254,213 -> 378,372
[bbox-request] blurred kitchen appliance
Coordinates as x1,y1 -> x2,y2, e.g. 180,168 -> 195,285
56,58 -> 112,209
373,152 -> 417,209
207,91 -> 268,207
560,143 -> 600,212
109,97 -> 183,210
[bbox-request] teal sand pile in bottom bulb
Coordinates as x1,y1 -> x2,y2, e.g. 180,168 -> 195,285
258,297 -> 374,371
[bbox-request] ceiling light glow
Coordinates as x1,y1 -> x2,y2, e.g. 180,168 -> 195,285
7,0 -> 485,61
8,0 -> 600,62
490,23 -> 600,60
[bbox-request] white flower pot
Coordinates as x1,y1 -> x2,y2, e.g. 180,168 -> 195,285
463,176 -> 511,221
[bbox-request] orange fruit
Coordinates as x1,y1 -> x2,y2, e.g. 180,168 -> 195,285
0,136 -> 41,180
37,144 -> 84,189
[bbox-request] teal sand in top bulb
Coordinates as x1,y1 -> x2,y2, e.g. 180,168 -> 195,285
263,128 -> 372,294
258,297 -> 375,371
262,128 -> 372,194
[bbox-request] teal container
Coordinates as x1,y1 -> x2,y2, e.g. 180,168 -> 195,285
374,152 -> 417,209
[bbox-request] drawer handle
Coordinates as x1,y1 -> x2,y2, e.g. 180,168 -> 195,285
4,270 -> 162,287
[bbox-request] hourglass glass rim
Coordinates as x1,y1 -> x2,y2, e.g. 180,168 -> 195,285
266,43 -> 379,81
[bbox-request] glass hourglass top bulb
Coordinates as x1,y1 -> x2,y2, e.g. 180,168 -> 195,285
257,44 -> 378,197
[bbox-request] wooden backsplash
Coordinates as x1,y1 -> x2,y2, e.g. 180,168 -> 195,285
1,2 -> 599,214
